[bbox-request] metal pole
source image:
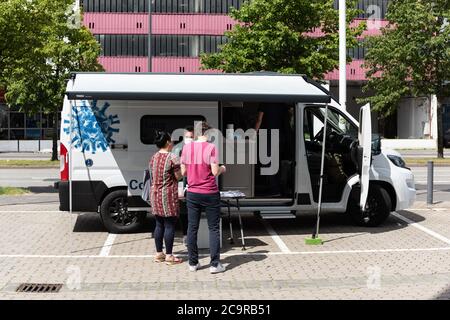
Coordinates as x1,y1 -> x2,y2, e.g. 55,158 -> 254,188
313,104 -> 329,239
148,0 -> 152,72
339,0 -> 347,110
69,100 -> 73,214
427,160 -> 434,205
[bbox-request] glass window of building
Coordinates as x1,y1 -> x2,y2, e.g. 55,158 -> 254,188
82,0 -> 245,13
10,112 -> 25,128
10,129 -> 24,140
333,0 -> 391,19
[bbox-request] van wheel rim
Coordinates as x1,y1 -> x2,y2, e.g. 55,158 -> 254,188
362,196 -> 380,223
109,197 -> 135,226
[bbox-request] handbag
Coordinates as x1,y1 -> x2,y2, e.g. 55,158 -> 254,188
141,168 -> 152,202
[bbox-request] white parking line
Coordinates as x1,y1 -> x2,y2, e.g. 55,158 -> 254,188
1,246 -> 450,259
260,220 -> 291,253
99,234 -> 117,257
392,212 -> 450,245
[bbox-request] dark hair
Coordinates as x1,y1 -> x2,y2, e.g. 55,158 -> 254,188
184,125 -> 194,132
154,130 -> 171,149
194,121 -> 211,137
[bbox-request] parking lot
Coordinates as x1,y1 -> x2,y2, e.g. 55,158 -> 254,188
1,187 -> 450,300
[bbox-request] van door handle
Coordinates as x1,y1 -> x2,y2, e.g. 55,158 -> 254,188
111,144 -> 128,150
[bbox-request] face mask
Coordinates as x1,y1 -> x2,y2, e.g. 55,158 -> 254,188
184,137 -> 193,144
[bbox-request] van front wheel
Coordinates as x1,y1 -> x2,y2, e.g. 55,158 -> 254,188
347,184 -> 391,227
100,190 -> 145,233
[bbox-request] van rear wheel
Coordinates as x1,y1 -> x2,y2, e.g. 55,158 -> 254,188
347,184 -> 391,227
100,190 -> 145,233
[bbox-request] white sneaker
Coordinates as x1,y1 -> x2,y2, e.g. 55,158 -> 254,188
189,263 -> 200,272
210,263 -> 226,274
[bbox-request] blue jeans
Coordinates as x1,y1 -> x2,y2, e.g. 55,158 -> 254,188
154,215 -> 177,255
186,192 -> 221,267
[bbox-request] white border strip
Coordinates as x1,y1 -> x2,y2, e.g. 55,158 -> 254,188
0,211 -> 62,213
392,212 -> 450,245
1,247 -> 450,259
99,234 -> 117,257
261,220 -> 291,253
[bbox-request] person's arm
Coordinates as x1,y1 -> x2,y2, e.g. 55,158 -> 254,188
174,166 -> 183,180
211,163 -> 226,177
180,145 -> 187,177
255,111 -> 264,131
180,163 -> 187,177
209,144 -> 226,176
171,155 -> 183,180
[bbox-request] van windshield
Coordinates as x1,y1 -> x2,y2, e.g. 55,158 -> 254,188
312,106 -> 358,140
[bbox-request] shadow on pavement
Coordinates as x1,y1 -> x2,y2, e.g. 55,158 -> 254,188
264,210 -> 426,238
73,213 -> 156,233
434,285 -> 450,300
221,250 -> 269,271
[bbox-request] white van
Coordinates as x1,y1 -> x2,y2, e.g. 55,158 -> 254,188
56,72 -> 416,233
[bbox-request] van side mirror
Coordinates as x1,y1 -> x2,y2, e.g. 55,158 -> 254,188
371,134 -> 381,155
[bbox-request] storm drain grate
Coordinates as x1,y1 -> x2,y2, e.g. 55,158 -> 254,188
16,283 -> 63,293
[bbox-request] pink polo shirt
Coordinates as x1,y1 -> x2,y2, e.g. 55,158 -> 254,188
181,141 -> 219,194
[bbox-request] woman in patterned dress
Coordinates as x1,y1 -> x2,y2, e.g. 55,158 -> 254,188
150,131 -> 183,265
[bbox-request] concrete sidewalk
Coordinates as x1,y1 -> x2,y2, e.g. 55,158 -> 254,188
396,149 -> 450,158
0,152 -> 55,160
1,149 -> 449,160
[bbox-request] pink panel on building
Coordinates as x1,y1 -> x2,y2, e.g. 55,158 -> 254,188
307,19 -> 389,38
152,57 -> 219,73
83,13 -> 148,34
98,57 -> 148,73
98,57 -> 371,81
324,59 -> 368,81
152,14 -> 236,35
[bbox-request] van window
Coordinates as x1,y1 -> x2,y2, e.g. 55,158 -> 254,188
304,107 -> 358,142
140,115 -> 205,144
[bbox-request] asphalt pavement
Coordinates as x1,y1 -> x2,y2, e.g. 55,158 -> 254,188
0,168 -> 58,189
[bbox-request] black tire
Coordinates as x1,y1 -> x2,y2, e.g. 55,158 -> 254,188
347,184 -> 392,227
100,189 -> 145,233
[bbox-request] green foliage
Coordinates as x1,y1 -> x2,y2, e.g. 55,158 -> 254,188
0,0 -> 103,115
361,0 -> 450,115
200,0 -> 365,79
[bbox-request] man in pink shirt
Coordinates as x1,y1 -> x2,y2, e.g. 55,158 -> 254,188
181,122 -> 227,274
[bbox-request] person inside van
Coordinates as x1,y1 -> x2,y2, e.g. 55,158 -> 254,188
172,125 -> 194,245
254,103 -> 283,197
150,131 -> 183,265
180,121 -> 227,274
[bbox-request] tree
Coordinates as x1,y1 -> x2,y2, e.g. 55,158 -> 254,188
201,0 -> 365,79
361,0 -> 450,158
0,0 -> 103,161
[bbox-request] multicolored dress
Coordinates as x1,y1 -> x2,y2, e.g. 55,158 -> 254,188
149,152 -> 180,217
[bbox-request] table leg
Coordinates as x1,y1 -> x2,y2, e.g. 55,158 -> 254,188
227,201 -> 234,244
236,199 -> 246,250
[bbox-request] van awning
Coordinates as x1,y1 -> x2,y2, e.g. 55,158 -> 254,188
65,72 -> 331,103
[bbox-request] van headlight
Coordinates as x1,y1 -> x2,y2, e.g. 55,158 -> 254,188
387,155 -> 409,170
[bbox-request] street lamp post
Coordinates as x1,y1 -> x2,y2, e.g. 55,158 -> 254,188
148,0 -> 153,72
339,0 -> 347,110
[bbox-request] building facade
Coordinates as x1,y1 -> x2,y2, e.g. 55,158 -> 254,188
0,0 -> 448,151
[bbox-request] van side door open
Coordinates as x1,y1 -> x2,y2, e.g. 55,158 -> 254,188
358,103 -> 372,211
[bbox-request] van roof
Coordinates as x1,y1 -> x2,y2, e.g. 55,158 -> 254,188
66,72 -> 331,103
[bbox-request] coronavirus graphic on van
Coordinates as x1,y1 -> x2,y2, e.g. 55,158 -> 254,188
63,100 -> 120,153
